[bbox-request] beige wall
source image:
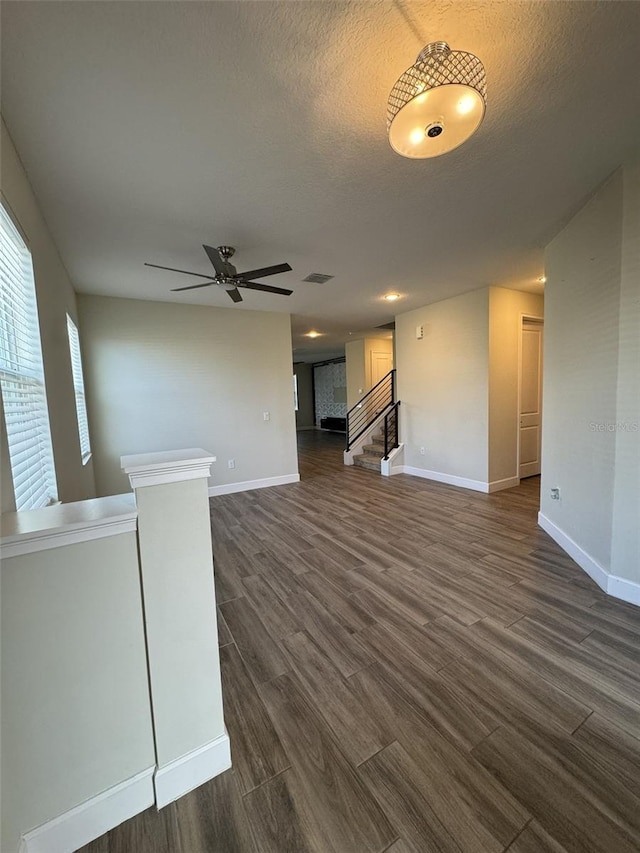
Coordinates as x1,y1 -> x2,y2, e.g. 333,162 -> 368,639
488,287 -> 544,484
293,362 -> 314,429
396,289 -> 490,483
541,163 -> 639,587
77,295 -> 299,496
0,119 -> 96,509
1,533 -> 155,852
345,336 -> 394,409
365,337 -> 394,382
345,339 -> 366,409
611,159 -> 640,582
133,477 -> 226,769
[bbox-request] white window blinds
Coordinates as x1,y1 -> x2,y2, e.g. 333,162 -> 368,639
0,203 -> 58,510
66,314 -> 91,462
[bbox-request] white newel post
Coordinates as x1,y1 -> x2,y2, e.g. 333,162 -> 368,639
120,449 -> 231,809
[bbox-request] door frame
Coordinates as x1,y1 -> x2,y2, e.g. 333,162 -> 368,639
516,313 -> 544,483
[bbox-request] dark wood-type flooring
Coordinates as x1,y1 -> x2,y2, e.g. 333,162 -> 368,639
80,430 -> 640,852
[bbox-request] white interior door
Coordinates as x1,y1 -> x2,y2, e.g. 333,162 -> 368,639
370,351 -> 393,387
519,319 -> 543,478
369,350 -> 393,420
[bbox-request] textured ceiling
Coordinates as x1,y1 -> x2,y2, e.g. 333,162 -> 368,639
2,1 -> 640,359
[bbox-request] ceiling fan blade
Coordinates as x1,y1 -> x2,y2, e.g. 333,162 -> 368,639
170,280 -> 216,292
237,280 -> 293,296
227,288 -> 243,303
203,245 -> 228,276
236,262 -> 292,281
145,262 -> 213,279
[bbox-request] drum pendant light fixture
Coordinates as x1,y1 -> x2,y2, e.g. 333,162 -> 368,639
388,41 -> 487,158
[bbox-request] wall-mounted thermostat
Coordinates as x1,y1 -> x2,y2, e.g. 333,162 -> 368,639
416,325 -> 424,340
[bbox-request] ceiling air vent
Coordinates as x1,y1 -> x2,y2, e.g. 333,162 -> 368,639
302,273 -> 334,284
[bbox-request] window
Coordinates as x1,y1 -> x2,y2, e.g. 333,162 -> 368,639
0,202 -> 58,509
293,373 -> 299,411
66,315 -> 91,463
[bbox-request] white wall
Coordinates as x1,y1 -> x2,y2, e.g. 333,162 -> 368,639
77,295 -> 299,496
541,163 -> 639,591
1,531 -> 155,852
396,289 -> 490,484
0,119 -> 96,509
488,287 -> 544,484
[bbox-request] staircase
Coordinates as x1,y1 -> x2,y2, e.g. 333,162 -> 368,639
353,433 -> 386,472
346,371 -> 400,474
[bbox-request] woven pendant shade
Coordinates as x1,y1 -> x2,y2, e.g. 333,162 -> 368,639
388,42 -> 487,158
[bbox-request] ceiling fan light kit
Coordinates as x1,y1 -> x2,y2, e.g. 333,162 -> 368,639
145,245 -> 293,302
388,40 -> 486,159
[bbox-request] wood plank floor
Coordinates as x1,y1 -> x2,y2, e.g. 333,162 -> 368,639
80,430 -> 640,852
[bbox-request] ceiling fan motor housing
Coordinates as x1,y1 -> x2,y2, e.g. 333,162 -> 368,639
146,243 -> 293,299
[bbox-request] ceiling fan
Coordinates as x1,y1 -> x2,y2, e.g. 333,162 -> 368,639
145,245 -> 293,303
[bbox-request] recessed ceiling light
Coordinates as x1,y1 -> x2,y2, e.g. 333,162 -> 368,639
384,293 -> 401,301
305,330 -> 321,338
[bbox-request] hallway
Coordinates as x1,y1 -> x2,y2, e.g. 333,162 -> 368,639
296,426 -> 346,480
80,434 -> 640,852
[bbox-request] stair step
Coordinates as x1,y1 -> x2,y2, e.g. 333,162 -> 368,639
371,434 -> 384,445
353,454 -> 382,472
362,444 -> 385,458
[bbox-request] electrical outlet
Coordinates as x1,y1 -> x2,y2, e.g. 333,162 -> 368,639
551,487 -> 560,500
420,446 -> 425,455
228,459 -> 235,469
263,411 -> 270,421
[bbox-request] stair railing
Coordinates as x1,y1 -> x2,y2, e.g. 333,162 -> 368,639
383,401 -> 401,460
346,369 -> 396,451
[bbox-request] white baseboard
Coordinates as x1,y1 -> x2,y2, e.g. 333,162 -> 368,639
392,469 -> 523,495
537,512 -> 609,589
208,473 -> 300,497
487,476 -> 520,493
154,730 -> 231,809
538,513 -> 640,607
607,574 -> 640,606
401,465 -> 490,493
20,767 -> 154,853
